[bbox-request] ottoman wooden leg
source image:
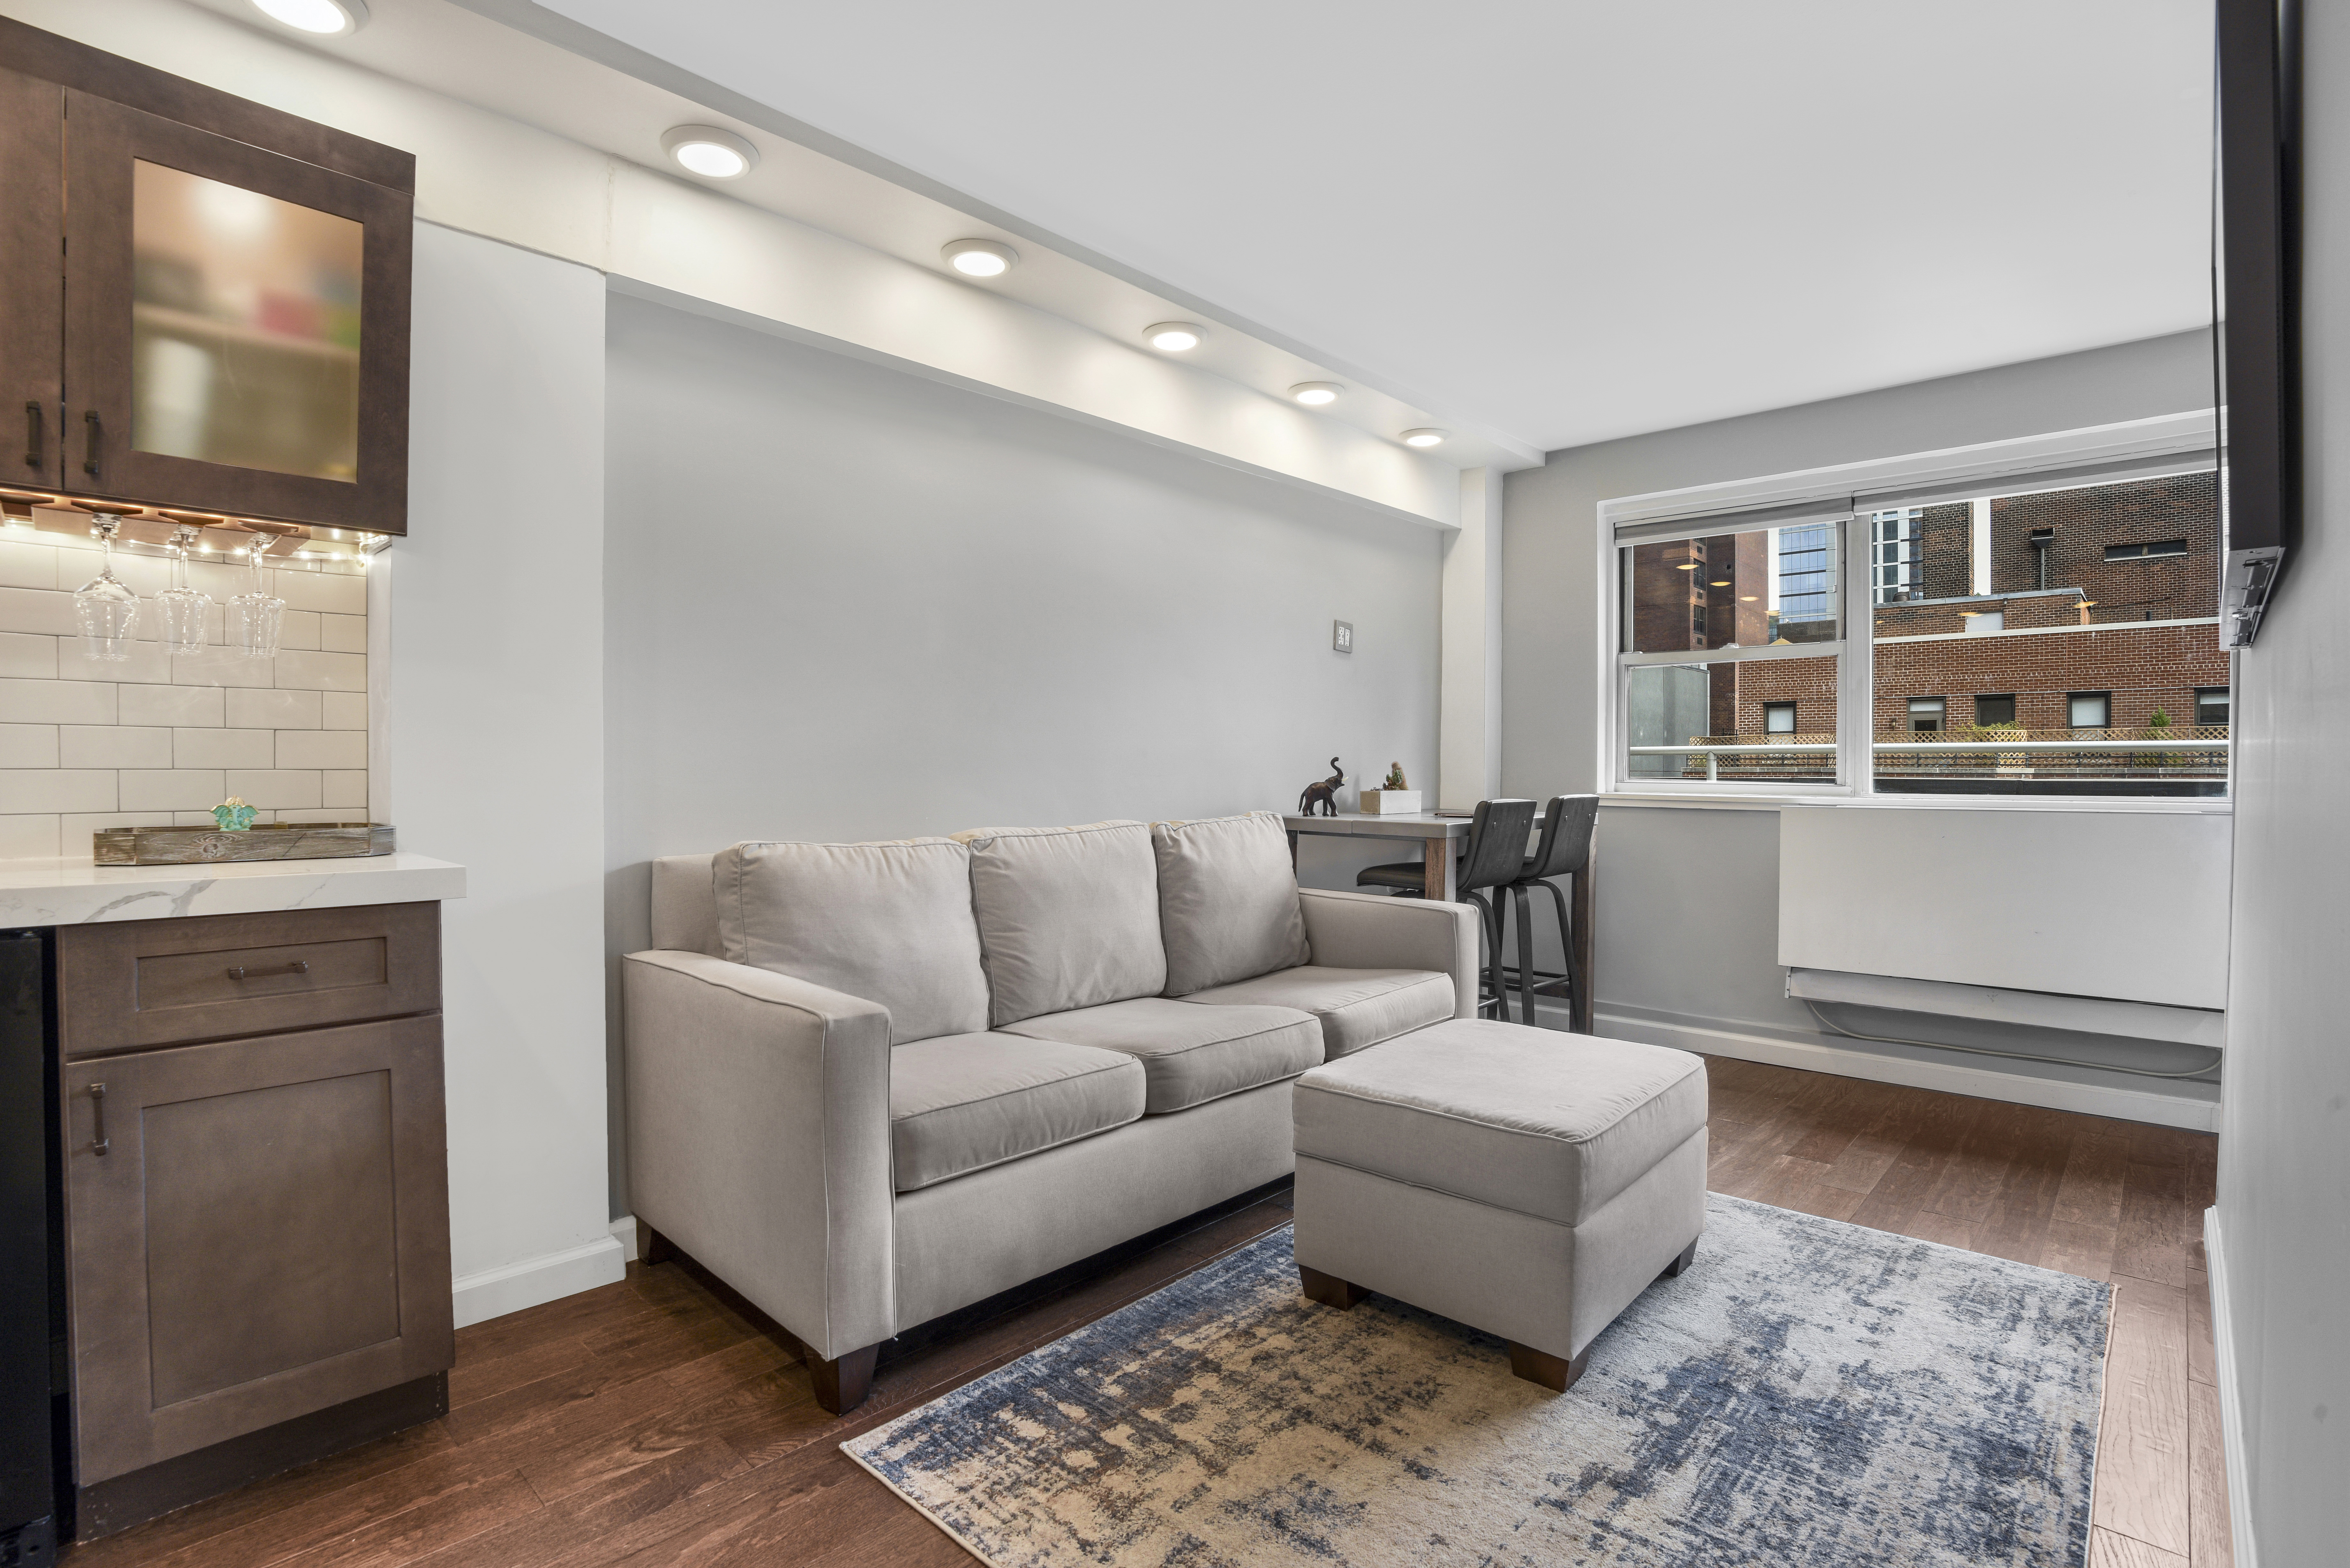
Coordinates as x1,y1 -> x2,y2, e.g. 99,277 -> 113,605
1507,1341 -> 1592,1393
1299,1265 -> 1369,1310
640,1222 -> 677,1266
1658,1238 -> 1699,1280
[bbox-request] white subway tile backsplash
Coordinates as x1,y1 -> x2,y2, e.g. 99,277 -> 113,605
274,571 -> 366,615
174,728 -> 274,769
271,650 -> 365,692
0,564 -> 366,859
0,635 -> 54,680
0,542 -> 55,591
0,771 -> 116,813
120,684 -> 224,727
0,815 -> 58,858
56,637 -> 170,686
0,681 -> 114,725
60,727 -> 170,769
224,769 -> 321,809
226,689 -> 320,730
171,649 -> 276,688
276,730 -> 365,769
119,770 -> 226,812
0,588 -> 79,637
0,727 -> 56,768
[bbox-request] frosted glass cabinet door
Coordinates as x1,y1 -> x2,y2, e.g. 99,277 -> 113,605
63,90 -> 411,534
0,65 -> 62,487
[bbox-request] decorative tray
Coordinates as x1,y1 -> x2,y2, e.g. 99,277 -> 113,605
93,823 -> 396,866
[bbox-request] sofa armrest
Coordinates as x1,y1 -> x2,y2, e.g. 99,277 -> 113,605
1298,888 -> 1480,1021
621,950 -> 895,1359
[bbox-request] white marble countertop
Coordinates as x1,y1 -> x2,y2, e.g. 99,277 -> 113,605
0,853 -> 465,926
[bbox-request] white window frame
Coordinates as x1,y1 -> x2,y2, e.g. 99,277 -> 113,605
1597,410 -> 2227,805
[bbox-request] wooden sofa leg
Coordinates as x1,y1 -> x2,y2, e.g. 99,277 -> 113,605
1299,1265 -> 1369,1310
1507,1340 -> 1592,1393
640,1222 -> 676,1266
1658,1238 -> 1698,1280
810,1344 -> 879,1416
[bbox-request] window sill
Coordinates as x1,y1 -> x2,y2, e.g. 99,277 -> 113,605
1600,790 -> 2231,816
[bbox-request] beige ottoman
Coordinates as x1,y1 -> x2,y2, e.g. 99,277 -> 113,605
1291,1018 -> 1709,1391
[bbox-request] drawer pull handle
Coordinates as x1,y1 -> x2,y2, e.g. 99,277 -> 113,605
225,960 -> 309,981
89,1082 -> 108,1157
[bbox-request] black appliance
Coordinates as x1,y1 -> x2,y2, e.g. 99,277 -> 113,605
0,930 -> 62,1564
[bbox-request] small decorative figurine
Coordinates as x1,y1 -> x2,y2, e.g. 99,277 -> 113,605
210,796 -> 257,832
1298,758 -> 1343,817
1382,763 -> 1408,791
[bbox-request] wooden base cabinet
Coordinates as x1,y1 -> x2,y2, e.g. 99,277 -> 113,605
56,906 -> 449,1538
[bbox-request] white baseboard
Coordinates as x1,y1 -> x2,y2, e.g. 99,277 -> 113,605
451,1234 -> 628,1329
2204,1206 -> 2258,1568
611,1213 -> 640,1262
1555,1001 -> 2221,1132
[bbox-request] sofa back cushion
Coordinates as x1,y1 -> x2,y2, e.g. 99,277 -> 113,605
713,838 -> 990,1044
1152,811 -> 1311,995
960,821 -> 1166,1027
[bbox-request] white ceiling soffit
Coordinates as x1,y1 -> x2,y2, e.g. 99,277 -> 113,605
469,0 -> 2215,456
171,0 -> 1537,477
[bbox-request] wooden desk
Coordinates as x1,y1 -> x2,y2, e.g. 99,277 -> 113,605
1282,810 -> 1595,1032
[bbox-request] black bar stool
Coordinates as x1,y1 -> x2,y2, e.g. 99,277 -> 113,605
1357,798 -> 1537,1020
1500,795 -> 1598,1027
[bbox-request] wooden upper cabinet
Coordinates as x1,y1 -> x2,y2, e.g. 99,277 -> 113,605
0,65 -> 63,490
0,18 -> 414,534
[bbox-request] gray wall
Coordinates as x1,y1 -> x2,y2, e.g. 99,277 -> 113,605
2212,2 -> 2350,1555
601,293 -> 1443,1208
1498,331 -> 2222,1115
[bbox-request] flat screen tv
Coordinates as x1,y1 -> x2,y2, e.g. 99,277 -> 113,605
2215,0 -> 2298,645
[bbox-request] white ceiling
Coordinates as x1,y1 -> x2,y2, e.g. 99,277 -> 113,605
519,0 -> 2216,454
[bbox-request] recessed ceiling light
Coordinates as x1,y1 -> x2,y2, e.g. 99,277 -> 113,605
1290,382 -> 1343,406
1146,322 -> 1204,352
1400,428 -> 1447,448
251,0 -> 368,34
943,239 -> 1019,278
661,126 -> 758,180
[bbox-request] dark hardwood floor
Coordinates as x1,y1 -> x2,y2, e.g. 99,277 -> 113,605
63,1056 -> 2230,1568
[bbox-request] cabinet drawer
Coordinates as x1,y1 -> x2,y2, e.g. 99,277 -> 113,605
59,903 -> 439,1057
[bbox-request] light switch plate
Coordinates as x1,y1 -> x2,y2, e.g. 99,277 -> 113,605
1332,620 -> 1353,654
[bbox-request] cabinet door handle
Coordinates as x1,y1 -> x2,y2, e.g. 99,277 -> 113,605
22,401 -> 39,468
82,409 -> 100,476
225,959 -> 309,981
89,1082 -> 108,1157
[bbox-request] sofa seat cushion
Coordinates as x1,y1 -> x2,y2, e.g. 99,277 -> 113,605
1182,965 -> 1453,1060
1003,998 -> 1322,1114
890,1034 -> 1146,1192
958,821 -> 1166,1027
1293,1018 -> 1709,1224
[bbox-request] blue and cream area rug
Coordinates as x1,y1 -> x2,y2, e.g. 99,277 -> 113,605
843,1195 -> 2111,1567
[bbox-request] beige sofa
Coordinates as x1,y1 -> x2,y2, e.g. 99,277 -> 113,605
622,812 -> 1476,1413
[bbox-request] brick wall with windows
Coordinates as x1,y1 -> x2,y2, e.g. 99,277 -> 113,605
1718,622 -> 2227,737
1990,472 -> 2218,620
